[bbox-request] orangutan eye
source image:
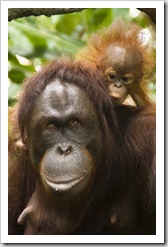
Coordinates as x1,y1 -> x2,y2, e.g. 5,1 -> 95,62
122,74 -> 134,85
69,119 -> 81,129
106,71 -> 117,82
122,76 -> 129,82
46,122 -> 57,131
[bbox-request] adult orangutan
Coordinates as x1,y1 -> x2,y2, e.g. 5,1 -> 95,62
8,57 -> 156,235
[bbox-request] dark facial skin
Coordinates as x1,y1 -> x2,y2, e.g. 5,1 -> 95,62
98,45 -> 142,104
27,79 -> 103,199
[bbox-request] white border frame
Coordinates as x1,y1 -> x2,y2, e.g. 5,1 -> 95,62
1,1 -> 164,244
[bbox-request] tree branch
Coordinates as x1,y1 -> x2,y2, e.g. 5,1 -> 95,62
8,8 -> 86,21
8,8 -> 156,24
137,8 -> 156,23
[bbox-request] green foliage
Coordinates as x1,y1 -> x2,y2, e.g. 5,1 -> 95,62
8,8 -> 155,105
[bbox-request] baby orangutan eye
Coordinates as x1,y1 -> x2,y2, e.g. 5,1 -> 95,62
106,71 -> 117,82
122,74 -> 134,85
122,76 -> 129,82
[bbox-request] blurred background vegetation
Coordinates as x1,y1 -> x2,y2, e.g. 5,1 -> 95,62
8,8 -> 156,106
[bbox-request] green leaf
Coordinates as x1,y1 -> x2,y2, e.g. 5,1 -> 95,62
8,82 -> 21,98
8,69 -> 25,84
8,25 -> 34,56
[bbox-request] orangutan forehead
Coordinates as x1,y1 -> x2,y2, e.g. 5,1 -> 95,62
105,45 -> 142,70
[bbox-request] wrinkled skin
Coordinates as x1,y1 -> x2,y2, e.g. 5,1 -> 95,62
27,79 -> 103,199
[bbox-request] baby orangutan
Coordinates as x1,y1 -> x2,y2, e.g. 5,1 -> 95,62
76,19 -> 155,106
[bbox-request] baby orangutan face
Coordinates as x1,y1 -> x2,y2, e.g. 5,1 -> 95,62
98,45 -> 142,104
